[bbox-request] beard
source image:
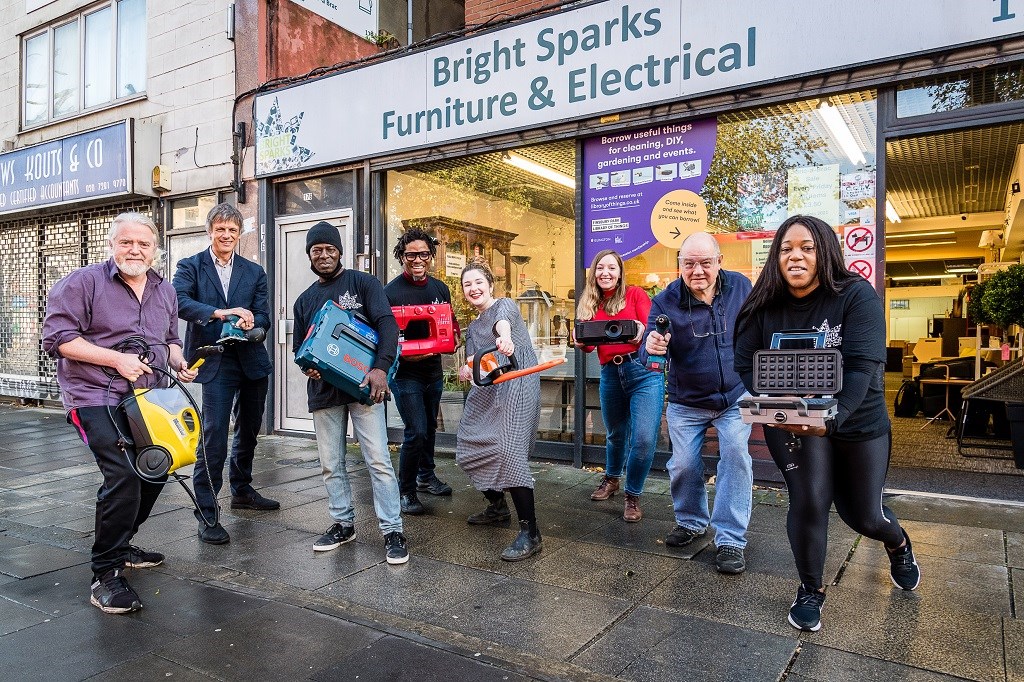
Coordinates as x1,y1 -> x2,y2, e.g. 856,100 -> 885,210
116,258 -> 151,277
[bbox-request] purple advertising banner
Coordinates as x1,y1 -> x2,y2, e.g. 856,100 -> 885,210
582,118 -> 718,264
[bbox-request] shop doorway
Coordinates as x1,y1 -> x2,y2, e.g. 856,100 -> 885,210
883,115 -> 1024,475
274,211 -> 352,432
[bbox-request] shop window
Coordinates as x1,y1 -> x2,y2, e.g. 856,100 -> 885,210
384,142 -> 578,444
377,0 -> 464,46
897,62 -> 1024,118
702,91 -> 879,285
275,173 -> 355,216
22,0 -> 146,128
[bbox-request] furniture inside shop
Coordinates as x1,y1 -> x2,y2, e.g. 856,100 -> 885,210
402,215 -> 517,298
956,357 -> 1024,468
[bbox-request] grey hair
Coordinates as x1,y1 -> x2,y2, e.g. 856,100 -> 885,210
106,211 -> 165,269
205,203 -> 243,232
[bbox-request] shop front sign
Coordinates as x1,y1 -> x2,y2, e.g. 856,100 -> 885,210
0,120 -> 159,216
255,0 -> 1022,176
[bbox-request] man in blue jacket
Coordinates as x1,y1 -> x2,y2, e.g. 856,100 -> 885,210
643,231 -> 753,574
173,204 -> 278,545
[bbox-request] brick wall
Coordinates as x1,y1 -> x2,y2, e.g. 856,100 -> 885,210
465,0 -> 559,27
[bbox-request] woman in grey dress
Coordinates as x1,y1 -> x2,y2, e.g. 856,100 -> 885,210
456,261 -> 542,561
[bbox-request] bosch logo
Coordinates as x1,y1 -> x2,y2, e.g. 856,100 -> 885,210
327,343 -> 340,357
344,354 -> 369,373
773,411 -> 787,423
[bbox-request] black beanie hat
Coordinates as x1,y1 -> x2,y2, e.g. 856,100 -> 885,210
306,221 -> 343,254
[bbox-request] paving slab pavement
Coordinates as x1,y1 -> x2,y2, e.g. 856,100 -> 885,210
1,404 -> 1022,681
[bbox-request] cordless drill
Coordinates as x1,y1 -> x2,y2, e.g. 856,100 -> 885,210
645,315 -> 671,372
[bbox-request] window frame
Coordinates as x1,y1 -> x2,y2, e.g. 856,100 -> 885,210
21,0 -> 146,130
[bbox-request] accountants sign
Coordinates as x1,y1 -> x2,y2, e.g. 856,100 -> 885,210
255,0 -> 1024,176
0,121 -> 138,216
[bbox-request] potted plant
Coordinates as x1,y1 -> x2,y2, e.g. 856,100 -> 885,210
980,263 -> 1024,468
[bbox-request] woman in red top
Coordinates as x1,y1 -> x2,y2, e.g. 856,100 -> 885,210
575,250 -> 666,522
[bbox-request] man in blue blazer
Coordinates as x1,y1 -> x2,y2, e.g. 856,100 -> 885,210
173,204 -> 278,545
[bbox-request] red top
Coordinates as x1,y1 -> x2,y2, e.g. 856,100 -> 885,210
581,285 -> 652,365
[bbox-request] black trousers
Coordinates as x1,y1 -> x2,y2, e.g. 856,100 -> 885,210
194,351 -> 269,518
764,429 -> 905,589
70,406 -> 166,578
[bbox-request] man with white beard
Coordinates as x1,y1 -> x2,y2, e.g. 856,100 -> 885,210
43,212 -> 197,614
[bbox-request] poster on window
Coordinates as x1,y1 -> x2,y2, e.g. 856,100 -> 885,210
736,171 -> 788,231
788,164 -> 840,226
581,118 -> 718,263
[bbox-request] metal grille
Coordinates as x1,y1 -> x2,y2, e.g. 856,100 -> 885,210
0,200 -> 153,401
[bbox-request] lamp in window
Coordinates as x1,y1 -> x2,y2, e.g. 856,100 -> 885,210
502,152 -> 575,189
885,200 -> 901,223
817,100 -> 866,166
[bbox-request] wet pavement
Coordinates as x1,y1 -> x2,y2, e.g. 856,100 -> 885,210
1,403 -> 1022,681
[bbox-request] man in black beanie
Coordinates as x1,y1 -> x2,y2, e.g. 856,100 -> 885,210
292,222 -> 409,565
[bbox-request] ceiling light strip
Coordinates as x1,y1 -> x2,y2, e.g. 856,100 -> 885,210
502,152 -> 575,189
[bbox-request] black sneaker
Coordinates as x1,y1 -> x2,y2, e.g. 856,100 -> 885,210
887,529 -> 921,591
313,523 -> 355,552
665,525 -> 707,547
125,545 -> 164,568
400,493 -> 426,515
384,531 -> 409,565
467,497 -> 512,525
715,545 -> 746,574
416,473 -> 453,496
788,583 -> 825,632
90,569 -> 142,614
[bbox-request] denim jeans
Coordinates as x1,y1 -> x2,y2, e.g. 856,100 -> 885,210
312,401 -> 403,535
194,351 -> 268,519
599,358 -> 665,496
665,399 -> 753,548
389,376 -> 442,495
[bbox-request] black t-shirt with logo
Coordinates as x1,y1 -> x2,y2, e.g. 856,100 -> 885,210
384,274 -> 453,383
292,268 -> 399,411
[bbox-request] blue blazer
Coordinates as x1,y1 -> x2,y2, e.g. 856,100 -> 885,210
173,249 -> 273,383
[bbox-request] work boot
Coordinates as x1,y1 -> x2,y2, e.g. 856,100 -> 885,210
623,493 -> 643,522
500,520 -> 543,562
198,522 -> 230,545
590,475 -> 620,501
416,472 -> 453,496
401,493 -> 426,515
467,496 -> 511,525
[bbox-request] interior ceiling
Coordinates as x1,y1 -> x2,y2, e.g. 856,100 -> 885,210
410,96 -> 1024,280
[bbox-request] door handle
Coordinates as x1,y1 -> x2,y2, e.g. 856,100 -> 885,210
278,318 -> 294,343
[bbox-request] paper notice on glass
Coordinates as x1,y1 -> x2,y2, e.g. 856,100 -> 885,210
840,170 -> 876,201
788,164 -> 840,225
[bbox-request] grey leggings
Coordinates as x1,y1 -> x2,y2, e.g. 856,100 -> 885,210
764,429 -> 905,589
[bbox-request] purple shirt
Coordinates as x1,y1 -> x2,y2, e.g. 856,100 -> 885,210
42,258 -> 182,410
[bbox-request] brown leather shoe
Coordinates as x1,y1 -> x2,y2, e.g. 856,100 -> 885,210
623,493 -> 643,522
590,476 -> 620,501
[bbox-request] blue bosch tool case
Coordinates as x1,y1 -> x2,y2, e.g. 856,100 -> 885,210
295,301 -> 399,405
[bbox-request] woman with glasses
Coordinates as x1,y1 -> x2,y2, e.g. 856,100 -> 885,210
734,215 -> 921,633
576,250 -> 664,523
455,260 -> 544,561
384,228 -> 455,517
643,231 -> 754,575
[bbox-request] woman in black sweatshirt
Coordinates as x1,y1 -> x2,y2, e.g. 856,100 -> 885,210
734,215 -> 920,633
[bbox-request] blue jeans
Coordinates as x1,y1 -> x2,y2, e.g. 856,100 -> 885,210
389,377 -> 442,495
194,352 -> 268,519
599,358 -> 665,496
665,400 -> 753,549
311,401 -> 403,535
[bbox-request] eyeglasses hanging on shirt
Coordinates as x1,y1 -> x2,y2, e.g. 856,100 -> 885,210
687,296 -> 727,338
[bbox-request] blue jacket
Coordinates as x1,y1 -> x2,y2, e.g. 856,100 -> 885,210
172,249 -> 273,383
641,269 -> 752,411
